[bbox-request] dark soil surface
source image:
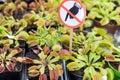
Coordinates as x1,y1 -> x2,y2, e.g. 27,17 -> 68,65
110,62 -> 120,71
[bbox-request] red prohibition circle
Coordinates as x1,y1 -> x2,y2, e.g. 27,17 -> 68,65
58,0 -> 86,28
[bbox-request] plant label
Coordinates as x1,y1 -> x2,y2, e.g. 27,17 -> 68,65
58,0 -> 86,28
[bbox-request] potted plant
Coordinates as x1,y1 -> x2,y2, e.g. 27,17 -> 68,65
81,0 -> 120,35
22,45 -> 64,80
13,0 -> 28,19
0,46 -> 24,80
64,28 -> 120,80
26,25 -> 61,53
0,16 -> 28,47
2,0 -> 27,19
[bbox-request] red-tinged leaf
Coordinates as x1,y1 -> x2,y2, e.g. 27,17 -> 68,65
14,47 -> 22,53
39,74 -> 47,80
29,2 -> 37,9
28,69 -> 40,77
49,70 -> 58,80
0,65 -> 5,73
11,57 -> 17,63
92,73 -> 101,80
16,57 -> 23,62
43,46 -> 51,55
59,49 -> 70,55
6,62 -> 15,71
105,55 -> 115,61
18,36 -> 26,41
59,49 -> 70,60
23,57 -> 33,64
32,48 -> 39,54
0,48 -> 5,53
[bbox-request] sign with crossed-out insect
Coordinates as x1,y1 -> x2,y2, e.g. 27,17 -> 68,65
58,0 -> 86,28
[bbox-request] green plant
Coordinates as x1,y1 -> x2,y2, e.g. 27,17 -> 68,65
23,48 -> 63,80
0,47 -> 22,73
0,16 -> 28,47
81,0 -> 120,26
67,51 -> 107,80
15,0 -> 27,12
3,2 -> 16,16
27,26 -> 61,47
65,28 -> 120,80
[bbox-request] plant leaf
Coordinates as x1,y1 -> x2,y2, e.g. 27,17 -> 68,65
34,18 -> 45,27
89,52 -> 96,63
100,18 -> 109,26
28,66 -> 38,71
50,51 -> 59,57
52,44 -> 62,52
28,69 -> 40,77
105,54 -> 115,61
48,64 -> 55,70
59,49 -> 70,60
55,65 -> 63,76
83,73 -> 91,80
0,64 -> 5,73
15,31 -> 29,41
6,50 -> 18,59
23,57 -> 33,64
67,62 -> 79,71
6,62 -> 15,71
50,56 -> 59,63
39,66 -> 45,74
39,74 -> 47,80
43,46 -> 50,55
38,51 -> 47,60
49,70 -> 58,80
92,72 -> 102,80
92,62 -> 104,68
93,54 -> 100,63
33,60 -> 42,64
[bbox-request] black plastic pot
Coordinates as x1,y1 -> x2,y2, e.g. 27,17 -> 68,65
0,71 -> 22,80
94,19 -> 118,35
68,72 -> 83,80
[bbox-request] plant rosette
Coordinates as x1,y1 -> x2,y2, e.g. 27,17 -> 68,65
0,16 -> 28,47
81,0 -> 120,35
66,51 -> 109,80
64,28 -> 120,80
26,26 -> 61,51
23,45 -> 66,80
0,47 -> 23,73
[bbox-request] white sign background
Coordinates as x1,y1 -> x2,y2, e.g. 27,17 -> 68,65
58,0 -> 86,28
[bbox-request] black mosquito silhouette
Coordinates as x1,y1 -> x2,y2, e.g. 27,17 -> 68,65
65,2 -> 82,21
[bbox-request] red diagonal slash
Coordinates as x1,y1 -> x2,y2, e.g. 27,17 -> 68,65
61,5 -> 82,23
